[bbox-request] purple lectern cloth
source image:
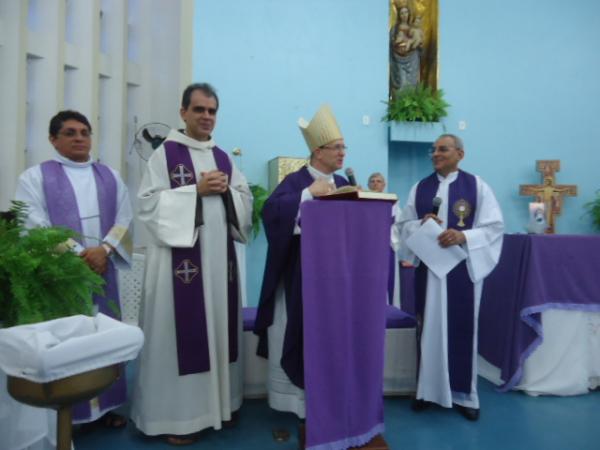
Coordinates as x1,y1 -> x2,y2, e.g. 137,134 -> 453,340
479,234 -> 600,391
301,200 -> 390,450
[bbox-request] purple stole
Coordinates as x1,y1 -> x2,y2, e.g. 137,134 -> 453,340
40,160 -> 125,420
163,141 -> 239,376
415,170 -> 477,394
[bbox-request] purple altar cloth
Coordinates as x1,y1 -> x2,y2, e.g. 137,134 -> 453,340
301,200 -> 390,450
479,234 -> 600,391
385,305 -> 416,329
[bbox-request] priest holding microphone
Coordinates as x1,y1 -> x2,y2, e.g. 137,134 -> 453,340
395,133 -> 504,421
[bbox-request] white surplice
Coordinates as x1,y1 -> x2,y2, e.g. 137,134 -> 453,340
396,170 -> 504,408
14,154 -> 133,268
13,154 -> 133,424
130,129 -> 252,436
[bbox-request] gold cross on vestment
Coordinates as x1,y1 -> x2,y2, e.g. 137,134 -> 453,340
519,160 -> 577,234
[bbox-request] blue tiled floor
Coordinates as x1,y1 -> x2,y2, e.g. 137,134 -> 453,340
73,378 -> 600,450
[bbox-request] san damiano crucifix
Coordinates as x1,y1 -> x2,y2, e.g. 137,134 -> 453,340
519,160 -> 577,234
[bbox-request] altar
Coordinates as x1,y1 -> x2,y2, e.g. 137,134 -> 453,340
478,234 -> 600,395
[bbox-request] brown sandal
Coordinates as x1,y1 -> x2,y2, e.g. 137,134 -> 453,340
101,412 -> 127,429
165,434 -> 200,446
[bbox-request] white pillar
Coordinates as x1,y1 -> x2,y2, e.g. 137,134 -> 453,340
0,0 -> 28,210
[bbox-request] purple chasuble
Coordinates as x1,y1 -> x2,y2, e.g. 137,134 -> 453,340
40,160 -> 125,420
163,141 -> 239,376
415,170 -> 477,394
255,167 -> 349,388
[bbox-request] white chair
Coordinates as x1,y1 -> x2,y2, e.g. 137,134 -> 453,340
118,253 -> 146,326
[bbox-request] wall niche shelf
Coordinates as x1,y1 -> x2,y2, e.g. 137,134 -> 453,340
389,121 -> 446,144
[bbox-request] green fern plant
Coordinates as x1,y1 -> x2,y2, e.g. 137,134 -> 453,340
0,201 -> 104,327
249,184 -> 269,239
384,84 -> 450,122
584,190 -> 600,231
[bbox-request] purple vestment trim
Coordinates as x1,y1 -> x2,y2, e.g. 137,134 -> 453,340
163,141 -> 238,376
40,160 -> 124,420
212,146 -> 239,365
415,170 -> 478,394
387,249 -> 395,304
307,423 -> 385,450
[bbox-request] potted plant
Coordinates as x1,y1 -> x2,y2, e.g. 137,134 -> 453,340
584,190 -> 600,231
384,84 -> 450,123
0,201 -> 104,327
249,184 -> 269,239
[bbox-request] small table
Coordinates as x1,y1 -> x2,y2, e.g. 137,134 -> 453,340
478,234 -> 600,392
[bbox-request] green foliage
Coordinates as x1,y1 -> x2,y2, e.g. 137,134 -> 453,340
384,84 -> 450,123
249,184 -> 269,239
0,201 -> 104,327
584,190 -> 600,232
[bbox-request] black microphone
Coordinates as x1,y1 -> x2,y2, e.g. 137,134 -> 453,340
345,167 -> 357,186
432,196 -> 442,216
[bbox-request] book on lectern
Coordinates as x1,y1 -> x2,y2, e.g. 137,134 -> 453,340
316,185 -> 398,202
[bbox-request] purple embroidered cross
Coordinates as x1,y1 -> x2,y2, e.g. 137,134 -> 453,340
175,259 -> 199,284
170,164 -> 194,186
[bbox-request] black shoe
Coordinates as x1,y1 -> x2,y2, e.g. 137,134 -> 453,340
222,410 -> 239,428
455,405 -> 479,421
411,398 -> 431,412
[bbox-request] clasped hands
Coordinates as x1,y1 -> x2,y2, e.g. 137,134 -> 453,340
421,214 -> 466,248
80,246 -> 109,274
197,170 -> 228,196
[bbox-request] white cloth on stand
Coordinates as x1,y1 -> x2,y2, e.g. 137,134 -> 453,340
0,314 -> 144,383
0,314 -> 143,450
479,309 -> 600,396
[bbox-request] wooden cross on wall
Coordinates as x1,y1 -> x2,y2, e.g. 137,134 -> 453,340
519,160 -> 577,234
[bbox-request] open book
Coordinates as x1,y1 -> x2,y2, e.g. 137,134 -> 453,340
316,185 -> 398,202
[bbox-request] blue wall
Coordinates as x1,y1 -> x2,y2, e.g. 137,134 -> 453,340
193,0 -> 600,305
193,0 -> 390,305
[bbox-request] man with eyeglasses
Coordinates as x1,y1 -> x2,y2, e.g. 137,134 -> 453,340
14,110 -> 133,428
395,134 -> 504,421
130,83 -> 252,446
254,104 -> 350,421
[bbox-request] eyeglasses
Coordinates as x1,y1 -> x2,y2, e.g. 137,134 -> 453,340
58,129 -> 92,138
320,144 -> 347,152
191,106 -> 217,116
428,145 -> 456,156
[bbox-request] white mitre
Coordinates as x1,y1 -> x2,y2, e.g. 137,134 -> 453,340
298,104 -> 343,152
